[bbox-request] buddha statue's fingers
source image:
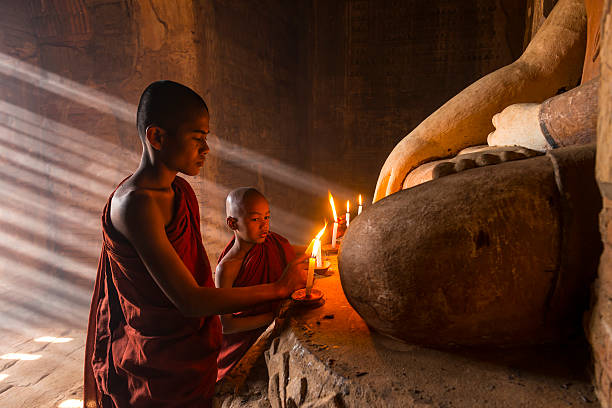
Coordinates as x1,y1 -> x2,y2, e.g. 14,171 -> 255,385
373,171 -> 390,203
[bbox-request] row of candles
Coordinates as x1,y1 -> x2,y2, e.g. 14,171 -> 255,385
305,193 -> 363,296
330,193 -> 363,249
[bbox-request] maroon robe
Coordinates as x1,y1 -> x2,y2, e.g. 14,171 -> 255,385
84,176 -> 222,408
216,232 -> 295,381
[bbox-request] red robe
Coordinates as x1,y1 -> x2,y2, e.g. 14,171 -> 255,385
84,176 -> 222,408
216,232 -> 295,381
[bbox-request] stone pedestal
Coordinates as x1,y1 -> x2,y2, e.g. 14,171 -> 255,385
219,255 -> 598,407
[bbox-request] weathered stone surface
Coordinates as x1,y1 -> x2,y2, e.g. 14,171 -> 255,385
262,255 -> 598,407
0,329 -> 84,408
589,0 -> 612,406
340,144 -> 601,346
540,76 -> 599,148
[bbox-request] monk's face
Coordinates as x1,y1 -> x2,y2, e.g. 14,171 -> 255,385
236,195 -> 270,244
160,111 -> 210,176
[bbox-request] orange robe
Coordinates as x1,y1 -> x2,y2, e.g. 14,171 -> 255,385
84,176 -> 222,408
216,232 -> 295,381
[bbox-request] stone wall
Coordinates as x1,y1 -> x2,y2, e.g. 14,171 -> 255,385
0,0 -> 528,333
588,0 -> 612,406
0,0 -> 310,332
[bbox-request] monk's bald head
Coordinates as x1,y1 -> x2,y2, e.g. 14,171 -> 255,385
226,187 -> 267,218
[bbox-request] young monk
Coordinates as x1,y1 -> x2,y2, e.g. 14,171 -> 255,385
215,187 -> 296,381
83,80 -> 307,408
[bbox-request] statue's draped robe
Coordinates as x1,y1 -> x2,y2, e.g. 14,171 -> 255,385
84,176 -> 222,408
216,232 -> 295,381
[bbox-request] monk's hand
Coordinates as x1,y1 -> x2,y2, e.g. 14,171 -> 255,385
487,103 -> 549,152
276,253 -> 309,298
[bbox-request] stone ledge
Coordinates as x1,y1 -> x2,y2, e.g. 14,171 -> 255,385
261,255 -> 599,407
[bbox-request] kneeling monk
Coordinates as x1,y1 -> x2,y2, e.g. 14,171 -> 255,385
83,81 -> 307,408
215,188 -> 296,381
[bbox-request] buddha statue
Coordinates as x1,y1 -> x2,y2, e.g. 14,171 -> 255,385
339,0 -> 604,346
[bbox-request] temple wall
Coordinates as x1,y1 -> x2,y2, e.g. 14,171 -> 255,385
0,0 -> 527,333
589,0 -> 612,405
0,0 -> 309,331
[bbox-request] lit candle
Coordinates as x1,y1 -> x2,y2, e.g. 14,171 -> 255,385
346,200 -> 350,228
313,222 -> 327,268
329,192 -> 339,249
358,194 -> 363,215
305,238 -> 315,256
306,239 -> 320,297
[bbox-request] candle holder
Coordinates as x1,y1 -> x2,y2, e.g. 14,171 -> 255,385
291,288 -> 324,308
314,260 -> 332,276
322,240 -> 341,253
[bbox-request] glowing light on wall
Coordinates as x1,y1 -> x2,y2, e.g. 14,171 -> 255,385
0,52 -> 134,122
207,135 -> 353,197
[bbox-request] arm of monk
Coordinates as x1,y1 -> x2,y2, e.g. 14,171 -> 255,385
292,244 -> 308,256
373,0 -> 586,202
118,191 -> 308,318
215,259 -> 275,334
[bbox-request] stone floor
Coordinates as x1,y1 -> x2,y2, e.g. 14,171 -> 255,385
0,329 -> 84,408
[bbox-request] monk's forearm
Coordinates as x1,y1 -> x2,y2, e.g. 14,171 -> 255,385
221,312 -> 275,334
182,283 -> 285,317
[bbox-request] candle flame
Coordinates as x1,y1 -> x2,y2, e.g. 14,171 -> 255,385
359,194 -> 362,206
312,239 -> 321,258
347,200 -> 350,212
315,221 -> 327,240
328,192 -> 338,222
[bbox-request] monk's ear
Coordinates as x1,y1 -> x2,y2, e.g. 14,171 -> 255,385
145,125 -> 166,151
227,217 -> 238,230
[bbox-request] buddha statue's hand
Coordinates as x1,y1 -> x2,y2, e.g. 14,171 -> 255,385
487,103 -> 549,152
373,140 -> 412,203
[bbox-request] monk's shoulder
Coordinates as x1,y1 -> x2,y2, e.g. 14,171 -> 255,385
113,185 -> 155,218
111,185 -> 166,238
215,255 -> 243,287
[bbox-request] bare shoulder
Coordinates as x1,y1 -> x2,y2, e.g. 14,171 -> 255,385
215,255 -> 243,288
111,184 -> 162,239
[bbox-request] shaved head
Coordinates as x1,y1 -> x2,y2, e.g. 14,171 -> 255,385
226,187 -> 267,218
136,80 -> 208,142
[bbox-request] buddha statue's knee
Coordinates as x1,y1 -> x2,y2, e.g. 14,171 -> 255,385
339,143 -> 601,347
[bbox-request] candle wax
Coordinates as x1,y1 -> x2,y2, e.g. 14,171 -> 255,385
331,222 -> 338,249
306,257 -> 315,296
358,205 -> 362,215
316,240 -> 322,267
346,212 -> 350,227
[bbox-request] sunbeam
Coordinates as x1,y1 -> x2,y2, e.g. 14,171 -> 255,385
0,52 -> 134,122
207,135 -> 354,198
0,100 -> 139,171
